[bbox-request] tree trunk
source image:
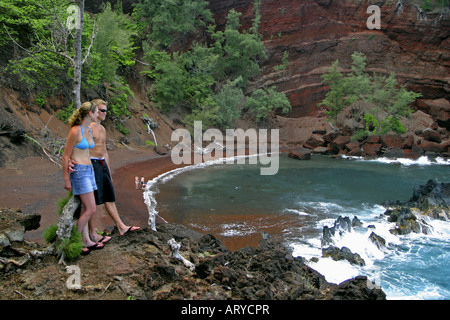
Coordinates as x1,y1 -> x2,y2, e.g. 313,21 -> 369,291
73,0 -> 84,109
55,195 -> 80,261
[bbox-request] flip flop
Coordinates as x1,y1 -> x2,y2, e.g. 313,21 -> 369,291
86,243 -> 104,250
121,226 -> 141,236
98,235 -> 112,244
81,248 -> 90,256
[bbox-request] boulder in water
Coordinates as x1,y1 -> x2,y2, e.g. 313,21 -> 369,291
321,215 -> 352,247
369,232 -> 386,250
322,246 -> 366,266
332,276 -> 386,300
383,179 -> 448,235
408,179 -> 450,219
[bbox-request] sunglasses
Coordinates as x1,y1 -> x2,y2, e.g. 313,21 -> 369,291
99,109 -> 108,113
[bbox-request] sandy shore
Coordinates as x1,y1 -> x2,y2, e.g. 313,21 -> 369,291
0,147 -> 177,243
0,147 -> 286,251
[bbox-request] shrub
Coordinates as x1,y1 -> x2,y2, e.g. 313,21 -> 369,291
43,223 -> 84,260
318,52 -> 421,137
43,224 -> 58,244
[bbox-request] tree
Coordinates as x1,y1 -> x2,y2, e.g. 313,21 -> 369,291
91,1 -> 137,83
2,0 -> 96,109
70,0 -> 88,109
132,0 -> 213,48
318,52 -> 422,137
209,9 -> 266,85
213,77 -> 245,127
244,86 -> 291,123
151,52 -> 188,109
318,60 -> 350,123
365,72 -> 421,135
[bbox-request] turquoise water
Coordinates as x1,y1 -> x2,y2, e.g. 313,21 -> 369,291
146,154 -> 450,299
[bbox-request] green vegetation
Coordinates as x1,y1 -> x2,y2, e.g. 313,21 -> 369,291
319,52 -> 422,139
1,0 -> 136,131
137,0 -> 290,129
244,86 -> 292,123
43,192 -> 84,261
419,0 -> 449,11
44,225 -> 84,261
274,51 -> 289,76
0,0 -> 291,132
132,0 -> 213,49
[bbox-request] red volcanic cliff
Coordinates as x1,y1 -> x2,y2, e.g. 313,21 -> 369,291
208,0 -> 449,117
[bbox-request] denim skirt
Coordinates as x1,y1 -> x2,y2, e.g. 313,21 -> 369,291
70,164 -> 98,195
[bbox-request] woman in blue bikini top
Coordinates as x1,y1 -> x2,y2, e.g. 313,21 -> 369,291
62,102 -> 99,181
74,124 -> 95,150
62,101 -> 103,252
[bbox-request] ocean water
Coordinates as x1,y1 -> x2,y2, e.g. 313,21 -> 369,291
144,154 -> 450,300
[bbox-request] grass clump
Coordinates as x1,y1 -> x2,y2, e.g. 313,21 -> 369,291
43,224 -> 83,261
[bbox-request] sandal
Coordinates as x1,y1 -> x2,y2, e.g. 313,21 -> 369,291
86,243 -> 104,250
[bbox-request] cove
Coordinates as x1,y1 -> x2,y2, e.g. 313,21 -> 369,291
146,154 -> 450,299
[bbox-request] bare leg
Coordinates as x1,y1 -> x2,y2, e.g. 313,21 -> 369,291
78,192 -> 101,248
104,201 -> 140,235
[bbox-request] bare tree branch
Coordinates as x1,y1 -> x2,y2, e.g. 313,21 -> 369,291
2,24 -> 34,55
82,19 -> 98,65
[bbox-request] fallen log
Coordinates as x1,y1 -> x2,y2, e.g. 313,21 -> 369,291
55,195 -> 80,263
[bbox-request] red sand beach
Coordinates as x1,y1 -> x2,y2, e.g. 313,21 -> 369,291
0,148 -> 274,251
0,149 -> 177,243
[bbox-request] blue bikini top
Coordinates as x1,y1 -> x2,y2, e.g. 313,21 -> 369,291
74,125 -> 95,150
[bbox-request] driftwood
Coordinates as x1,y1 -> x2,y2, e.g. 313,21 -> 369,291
168,238 -> 195,271
55,195 -> 80,264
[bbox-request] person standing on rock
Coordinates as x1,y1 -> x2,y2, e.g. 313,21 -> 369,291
70,99 -> 140,242
62,101 -> 104,254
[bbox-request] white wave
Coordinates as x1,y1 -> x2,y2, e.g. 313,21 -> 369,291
425,218 -> 450,239
188,222 -> 219,234
284,208 -> 311,216
142,153 -> 264,230
384,277 -> 450,300
220,225 -> 257,237
332,229 -> 386,266
342,155 -> 450,166
290,205 -> 405,288
296,201 -> 350,216
308,258 -> 361,285
290,242 -> 322,260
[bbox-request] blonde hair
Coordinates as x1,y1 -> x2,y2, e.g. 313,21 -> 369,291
91,99 -> 107,106
68,101 -> 98,127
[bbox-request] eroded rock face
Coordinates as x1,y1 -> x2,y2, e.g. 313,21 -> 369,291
408,180 -> 450,220
383,180 -> 450,235
209,0 -> 449,117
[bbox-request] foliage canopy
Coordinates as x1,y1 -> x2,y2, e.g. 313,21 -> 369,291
318,52 -> 422,139
1,0 -> 291,132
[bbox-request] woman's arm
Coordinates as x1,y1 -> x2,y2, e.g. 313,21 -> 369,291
62,126 -> 79,191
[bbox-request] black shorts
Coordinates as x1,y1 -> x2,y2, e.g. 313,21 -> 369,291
91,158 -> 116,205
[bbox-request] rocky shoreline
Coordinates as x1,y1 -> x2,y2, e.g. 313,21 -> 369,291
286,98 -> 449,161
0,205 -> 386,300
2,178 -> 448,301
289,126 -> 449,162
317,179 -> 450,270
